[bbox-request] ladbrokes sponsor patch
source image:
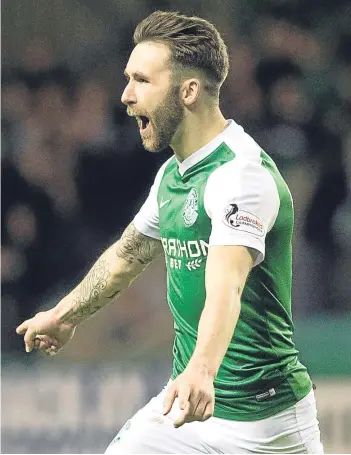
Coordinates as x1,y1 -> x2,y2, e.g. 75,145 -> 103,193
223,203 -> 264,237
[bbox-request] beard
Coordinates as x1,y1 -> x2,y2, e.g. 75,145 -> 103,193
141,85 -> 184,153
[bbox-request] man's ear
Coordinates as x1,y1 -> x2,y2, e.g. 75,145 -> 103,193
180,78 -> 201,106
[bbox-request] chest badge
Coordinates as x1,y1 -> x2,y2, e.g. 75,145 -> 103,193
183,188 -> 199,227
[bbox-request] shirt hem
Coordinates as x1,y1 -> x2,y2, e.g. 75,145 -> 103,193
212,384 -> 312,421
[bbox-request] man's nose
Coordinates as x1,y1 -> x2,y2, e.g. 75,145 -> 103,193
121,83 -> 136,105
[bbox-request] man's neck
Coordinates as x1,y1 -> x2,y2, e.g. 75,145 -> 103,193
171,107 -> 228,163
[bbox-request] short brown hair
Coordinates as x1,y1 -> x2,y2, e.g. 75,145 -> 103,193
133,11 -> 229,97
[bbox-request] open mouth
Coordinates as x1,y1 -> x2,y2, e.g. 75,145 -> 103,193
137,115 -> 150,132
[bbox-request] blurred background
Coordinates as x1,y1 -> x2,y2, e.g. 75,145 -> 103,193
2,0 -> 351,452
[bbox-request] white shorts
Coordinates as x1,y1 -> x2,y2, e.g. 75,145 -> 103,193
105,383 -> 324,454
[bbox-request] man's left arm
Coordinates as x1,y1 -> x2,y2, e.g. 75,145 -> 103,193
163,244 -> 255,427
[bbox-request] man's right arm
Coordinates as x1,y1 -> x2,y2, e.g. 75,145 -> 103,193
16,222 -> 163,353
55,222 -> 163,326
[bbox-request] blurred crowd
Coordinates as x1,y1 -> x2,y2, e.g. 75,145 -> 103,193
1,39 -> 169,350
2,0 -> 351,352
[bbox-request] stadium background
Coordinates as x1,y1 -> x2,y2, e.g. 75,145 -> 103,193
2,0 -> 351,452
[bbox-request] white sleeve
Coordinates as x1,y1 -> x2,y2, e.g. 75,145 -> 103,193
133,158 -> 172,239
204,159 -> 280,266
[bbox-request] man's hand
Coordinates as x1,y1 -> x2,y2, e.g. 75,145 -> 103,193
162,368 -> 215,428
16,309 -> 76,355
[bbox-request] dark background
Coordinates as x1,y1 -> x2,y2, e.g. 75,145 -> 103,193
2,0 -> 351,452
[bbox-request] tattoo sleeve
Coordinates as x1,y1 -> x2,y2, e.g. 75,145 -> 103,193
56,223 -> 162,326
115,222 -> 163,265
63,259 -> 113,323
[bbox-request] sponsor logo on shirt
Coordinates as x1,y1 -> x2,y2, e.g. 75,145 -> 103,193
183,188 -> 199,227
223,203 -> 264,237
185,259 -> 202,271
160,237 -> 208,271
161,238 -> 209,258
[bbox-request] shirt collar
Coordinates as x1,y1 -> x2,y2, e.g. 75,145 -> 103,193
177,119 -> 240,176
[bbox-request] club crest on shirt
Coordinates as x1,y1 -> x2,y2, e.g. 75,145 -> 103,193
183,188 -> 199,227
223,203 -> 264,237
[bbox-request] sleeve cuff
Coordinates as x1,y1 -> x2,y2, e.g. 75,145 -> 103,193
208,234 -> 265,267
133,215 -> 161,240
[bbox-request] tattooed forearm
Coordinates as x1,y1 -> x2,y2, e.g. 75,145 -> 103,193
60,258 -> 113,324
116,223 -> 162,265
55,223 -> 161,326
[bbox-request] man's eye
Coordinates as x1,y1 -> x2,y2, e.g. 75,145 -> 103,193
137,78 -> 148,83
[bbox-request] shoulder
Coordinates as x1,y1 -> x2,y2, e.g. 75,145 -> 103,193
224,120 -> 263,159
206,120 -> 273,189
204,154 -> 280,223
206,155 -> 278,198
